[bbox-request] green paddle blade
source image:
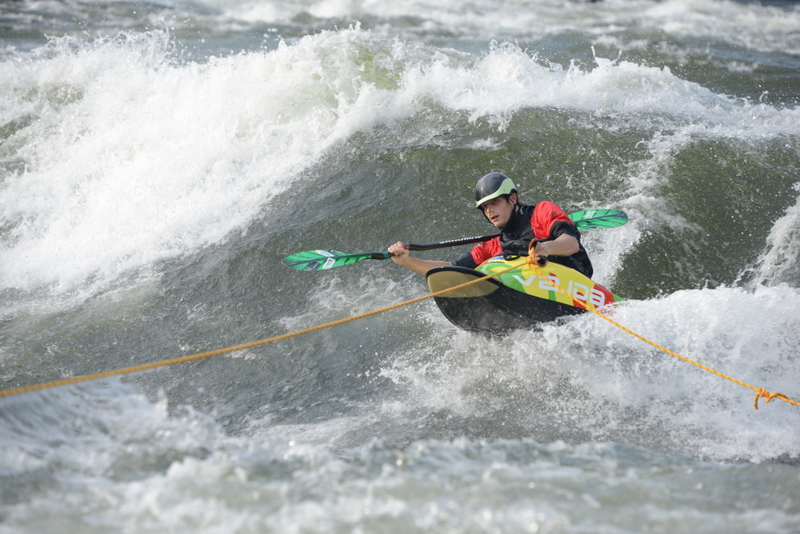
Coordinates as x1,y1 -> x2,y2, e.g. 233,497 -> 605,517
570,209 -> 628,230
282,250 -> 391,271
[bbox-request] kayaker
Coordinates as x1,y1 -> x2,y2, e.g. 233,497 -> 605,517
388,172 -> 593,277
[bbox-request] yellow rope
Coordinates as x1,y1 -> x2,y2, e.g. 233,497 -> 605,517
526,257 -> 799,410
3,257 -> 796,410
0,264 -> 521,399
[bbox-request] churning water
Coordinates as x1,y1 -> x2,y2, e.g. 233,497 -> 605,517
1,0 -> 800,532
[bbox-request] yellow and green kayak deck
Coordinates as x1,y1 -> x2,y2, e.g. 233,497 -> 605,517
426,255 -> 622,335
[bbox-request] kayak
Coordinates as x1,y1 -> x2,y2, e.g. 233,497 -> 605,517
425,255 -> 622,335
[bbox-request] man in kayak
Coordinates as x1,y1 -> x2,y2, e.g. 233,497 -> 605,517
388,172 -> 593,277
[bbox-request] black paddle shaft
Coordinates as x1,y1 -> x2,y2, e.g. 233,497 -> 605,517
405,234 -> 498,251
407,236 -> 546,266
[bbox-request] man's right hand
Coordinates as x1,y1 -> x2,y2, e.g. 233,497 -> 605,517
388,241 -> 409,266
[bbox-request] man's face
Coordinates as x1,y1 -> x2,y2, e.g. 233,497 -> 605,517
479,194 -> 516,227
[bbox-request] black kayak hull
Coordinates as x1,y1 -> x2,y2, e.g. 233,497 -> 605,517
426,265 -> 584,335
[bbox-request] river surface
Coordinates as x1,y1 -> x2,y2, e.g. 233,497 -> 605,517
1,0 -> 800,532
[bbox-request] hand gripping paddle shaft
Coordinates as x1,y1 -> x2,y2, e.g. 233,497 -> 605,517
282,209 -> 628,271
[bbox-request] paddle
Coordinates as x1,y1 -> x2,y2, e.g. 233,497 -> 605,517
569,208 -> 628,229
282,209 -> 628,271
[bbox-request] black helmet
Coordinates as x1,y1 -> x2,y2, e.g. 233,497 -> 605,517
474,173 -> 517,207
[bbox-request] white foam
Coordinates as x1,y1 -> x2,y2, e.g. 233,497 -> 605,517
215,0 -> 800,56
2,24 -> 797,316
0,28 -> 404,313
380,283 -> 800,461
751,184 -> 800,287
639,0 -> 800,56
